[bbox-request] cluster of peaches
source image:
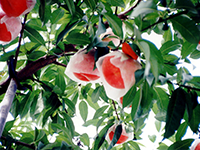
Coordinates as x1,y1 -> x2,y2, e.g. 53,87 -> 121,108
65,28 -> 142,145
0,0 -> 36,44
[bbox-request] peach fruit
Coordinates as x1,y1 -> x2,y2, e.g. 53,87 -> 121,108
65,49 -> 100,83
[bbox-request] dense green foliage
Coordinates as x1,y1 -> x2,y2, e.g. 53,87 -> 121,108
0,0 -> 200,149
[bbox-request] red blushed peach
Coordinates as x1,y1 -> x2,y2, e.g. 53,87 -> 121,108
96,51 -> 141,100
0,12 -> 22,44
191,139 -> 200,150
100,28 -> 120,47
102,56 -> 125,89
65,49 -> 100,83
0,0 -> 36,17
106,124 -> 133,145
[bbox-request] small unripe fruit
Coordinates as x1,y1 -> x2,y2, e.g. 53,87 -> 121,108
0,12 -> 22,44
0,0 -> 36,17
65,49 -> 100,83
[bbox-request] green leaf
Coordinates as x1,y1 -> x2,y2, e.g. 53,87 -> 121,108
159,41 -> 181,55
55,71 -> 66,94
96,15 -> 106,36
91,86 -> 101,103
154,87 -> 169,111
181,42 -> 197,59
28,51 -> 46,61
167,139 -> 194,150
24,26 -> 45,45
190,49 -> 200,59
157,143 -> 168,150
80,133 -> 90,147
51,123 -> 73,144
26,18 -> 47,31
175,0 -> 197,14
103,12 -> 123,39
188,104 -> 200,133
170,15 -> 200,44
131,89 -> 142,121
128,141 -> 141,150
56,19 -> 81,45
164,88 -> 187,139
107,0 -> 125,7
50,9 -> 65,24
0,50 -> 15,62
79,101 -> 88,122
130,0 -> 157,17
63,98 -> 75,114
148,135 -> 156,143
82,118 -> 99,127
123,85 -> 136,108
66,30 -> 90,45
84,0 -> 97,10
175,122 -> 188,141
20,90 -> 40,118
155,120 -> 161,132
65,0 -> 76,16
61,112 -> 75,137
107,124 -> 122,150
39,2 -> 51,25
93,105 -> 108,119
93,122 -> 114,150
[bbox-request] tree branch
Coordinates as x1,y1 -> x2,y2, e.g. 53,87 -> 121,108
0,44 -> 77,96
0,136 -> 35,149
141,10 -> 188,32
112,100 -> 120,121
118,0 -> 142,19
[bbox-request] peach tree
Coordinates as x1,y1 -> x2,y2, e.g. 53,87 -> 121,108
0,0 -> 200,149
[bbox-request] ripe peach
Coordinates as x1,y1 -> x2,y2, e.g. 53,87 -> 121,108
65,49 -> 100,83
0,12 -> 22,44
100,28 -> 120,47
96,51 -> 141,100
106,124 -> 133,145
0,0 -> 36,17
191,139 -> 200,150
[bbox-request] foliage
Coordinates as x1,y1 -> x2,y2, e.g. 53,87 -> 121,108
0,0 -> 200,149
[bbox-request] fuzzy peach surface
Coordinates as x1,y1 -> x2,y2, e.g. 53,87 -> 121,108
0,0 -> 36,17
96,51 -> 141,100
0,12 -> 22,44
65,49 -> 100,83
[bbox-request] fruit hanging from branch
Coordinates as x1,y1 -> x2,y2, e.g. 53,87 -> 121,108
0,12 -> 22,44
96,51 -> 141,100
106,123 -> 133,145
65,49 -> 100,83
0,0 -> 36,17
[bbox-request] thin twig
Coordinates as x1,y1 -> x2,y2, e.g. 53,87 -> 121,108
118,0 -> 142,19
0,136 -> 35,149
141,10 -> 188,32
112,100 -> 120,121
53,61 -> 67,67
14,13 -> 28,69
